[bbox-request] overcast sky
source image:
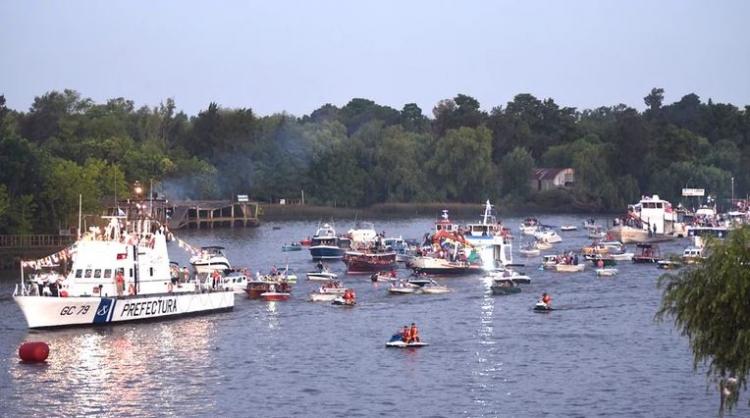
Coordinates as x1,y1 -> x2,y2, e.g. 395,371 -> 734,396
1,0 -> 749,117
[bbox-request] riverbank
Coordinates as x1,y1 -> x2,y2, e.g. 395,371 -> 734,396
260,201 -> 613,221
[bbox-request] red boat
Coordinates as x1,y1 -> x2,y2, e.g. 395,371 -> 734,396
344,251 -> 397,274
261,291 -> 291,301
246,280 -> 291,299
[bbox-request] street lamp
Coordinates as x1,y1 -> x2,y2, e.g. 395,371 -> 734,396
133,181 -> 144,198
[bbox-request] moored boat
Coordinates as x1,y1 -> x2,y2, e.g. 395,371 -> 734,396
309,223 -> 346,260
190,246 -> 232,274
633,243 -> 663,264
596,268 -> 618,277
490,278 -> 521,295
14,216 -> 234,329
343,250 -> 397,274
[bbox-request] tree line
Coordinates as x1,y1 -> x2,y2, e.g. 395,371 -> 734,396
0,88 -> 748,233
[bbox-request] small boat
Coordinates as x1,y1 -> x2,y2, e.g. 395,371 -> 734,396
419,280 -> 450,294
534,239 -> 552,250
261,291 -> 290,301
371,271 -> 398,282
518,242 -> 541,257
533,301 -> 553,312
490,278 -> 521,295
555,263 -> 585,273
590,256 -> 617,267
307,271 -> 338,281
633,243 -> 662,264
588,226 -> 607,240
520,217 -> 540,236
681,246 -> 705,264
609,252 -> 634,261
189,246 -> 232,274
485,269 -> 531,285
282,242 -> 302,252
534,228 -> 562,244
409,256 -> 477,275
583,218 -> 597,229
309,292 -> 338,302
657,260 -> 682,270
388,281 -> 418,294
222,271 -> 249,294
596,268 -> 618,277
560,225 -> 578,231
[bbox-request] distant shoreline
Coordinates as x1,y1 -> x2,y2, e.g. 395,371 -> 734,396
259,202 -> 616,221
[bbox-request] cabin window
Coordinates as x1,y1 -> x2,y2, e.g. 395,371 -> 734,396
436,225 -> 443,231
656,203 -> 663,209
104,269 -> 112,278
94,269 -> 102,279
129,268 -> 133,278
149,267 -> 154,277
84,269 -> 92,278
75,269 -> 83,278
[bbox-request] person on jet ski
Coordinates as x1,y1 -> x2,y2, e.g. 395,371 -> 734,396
541,292 -> 552,306
401,325 -> 411,343
409,323 -> 420,343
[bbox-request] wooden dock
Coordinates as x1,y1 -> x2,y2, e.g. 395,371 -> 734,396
167,200 -> 261,229
0,234 -> 76,270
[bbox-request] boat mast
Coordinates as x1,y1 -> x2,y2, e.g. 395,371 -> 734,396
78,194 -> 82,239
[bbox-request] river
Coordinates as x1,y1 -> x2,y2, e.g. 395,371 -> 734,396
0,215 -> 741,417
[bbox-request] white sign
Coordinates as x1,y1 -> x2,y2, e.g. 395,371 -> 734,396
237,194 -> 248,202
682,188 -> 705,197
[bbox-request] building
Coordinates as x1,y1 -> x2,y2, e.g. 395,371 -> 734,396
530,168 -> 575,192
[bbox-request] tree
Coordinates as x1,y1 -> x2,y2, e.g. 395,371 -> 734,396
500,147 -> 533,198
657,226 -> 750,413
428,126 -> 493,201
644,87 -> 665,112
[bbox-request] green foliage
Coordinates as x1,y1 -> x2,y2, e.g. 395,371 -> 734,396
429,126 -> 493,202
1,87 -> 749,232
500,147 -> 534,198
657,226 -> 750,412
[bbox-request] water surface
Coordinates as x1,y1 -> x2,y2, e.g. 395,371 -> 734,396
0,215 -> 739,417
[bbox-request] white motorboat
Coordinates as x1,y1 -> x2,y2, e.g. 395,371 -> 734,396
307,270 -> 338,281
419,280 -> 450,294
347,221 -> 379,248
388,281 -> 419,294
520,217 -> 540,236
519,247 -> 540,257
596,268 -> 618,277
534,228 -> 562,244
534,240 -> 552,250
609,252 -> 634,261
560,225 -> 578,231
189,246 -> 232,274
222,271 -> 249,294
484,269 -> 531,285
555,263 -> 585,273
309,292 -> 338,302
14,216 -> 234,329
463,200 -> 514,270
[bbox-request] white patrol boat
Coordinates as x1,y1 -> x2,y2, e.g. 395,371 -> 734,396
463,200 -> 513,270
13,216 -> 234,329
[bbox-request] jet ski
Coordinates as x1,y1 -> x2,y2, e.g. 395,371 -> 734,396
533,301 -> 553,312
385,334 -> 428,348
332,296 -> 356,306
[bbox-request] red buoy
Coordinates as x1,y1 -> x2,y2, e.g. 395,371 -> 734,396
19,342 -> 49,363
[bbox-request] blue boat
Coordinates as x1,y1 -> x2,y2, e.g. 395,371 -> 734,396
309,224 -> 346,260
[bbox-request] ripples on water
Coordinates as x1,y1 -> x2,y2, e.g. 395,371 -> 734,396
0,215 -> 744,417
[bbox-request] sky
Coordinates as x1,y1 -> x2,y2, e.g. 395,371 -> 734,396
1,0 -> 749,117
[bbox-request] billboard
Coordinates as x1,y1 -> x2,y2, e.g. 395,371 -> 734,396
681,188 -> 705,197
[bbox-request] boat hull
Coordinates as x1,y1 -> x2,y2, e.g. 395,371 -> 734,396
309,246 -> 345,260
554,264 -> 585,272
14,292 -> 234,329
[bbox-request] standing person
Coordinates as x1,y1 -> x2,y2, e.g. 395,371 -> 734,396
115,269 -> 125,296
211,270 -> 221,290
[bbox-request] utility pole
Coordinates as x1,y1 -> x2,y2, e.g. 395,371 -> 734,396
731,177 -> 735,208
